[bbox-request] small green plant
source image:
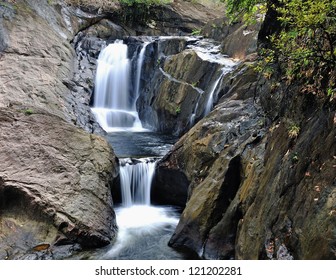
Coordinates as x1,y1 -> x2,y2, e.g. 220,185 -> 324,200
288,123 -> 300,139
175,106 -> 181,114
327,88 -> 335,100
191,29 -> 201,36
24,108 -> 34,115
262,66 -> 274,80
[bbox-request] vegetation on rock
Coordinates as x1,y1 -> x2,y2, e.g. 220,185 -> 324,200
224,0 -> 336,99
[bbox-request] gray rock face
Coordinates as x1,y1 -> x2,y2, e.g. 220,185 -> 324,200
138,37 -> 237,136
0,1 -> 119,259
155,64 -> 264,258
113,0 -> 224,36
202,17 -> 260,60
157,60 -> 336,259
0,109 -> 118,258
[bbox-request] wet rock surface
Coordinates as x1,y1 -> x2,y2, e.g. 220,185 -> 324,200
137,36 -> 237,136
156,63 -> 264,257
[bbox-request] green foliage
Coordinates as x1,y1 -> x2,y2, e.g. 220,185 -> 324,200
223,0 -> 266,23
175,106 -> 181,114
24,108 -> 34,115
191,28 -> 202,35
270,0 -> 336,98
327,88 -> 335,99
226,0 -> 336,100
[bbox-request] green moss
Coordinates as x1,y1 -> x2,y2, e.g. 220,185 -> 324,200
24,108 -> 34,115
191,29 -> 201,36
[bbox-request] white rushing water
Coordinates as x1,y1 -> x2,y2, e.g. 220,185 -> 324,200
90,39 -> 183,259
89,36 -> 239,260
103,158 -> 180,259
104,205 -> 180,259
203,68 -> 227,116
91,40 -> 147,132
119,158 -> 156,207
133,42 -> 149,111
92,37 -> 237,132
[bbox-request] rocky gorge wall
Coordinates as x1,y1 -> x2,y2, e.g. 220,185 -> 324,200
154,21 -> 336,260
1,0 -> 334,261
0,0 -> 235,259
0,0 -> 119,259
64,0 -> 336,260
157,63 -> 336,259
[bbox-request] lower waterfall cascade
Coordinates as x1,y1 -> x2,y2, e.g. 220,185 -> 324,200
102,154 -> 182,259
119,158 -> 156,207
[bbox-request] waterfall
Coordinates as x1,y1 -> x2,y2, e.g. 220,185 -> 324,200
119,158 -> 157,207
189,91 -> 203,127
133,42 -> 149,111
203,68 -> 226,116
91,40 -> 145,132
105,157 -> 180,260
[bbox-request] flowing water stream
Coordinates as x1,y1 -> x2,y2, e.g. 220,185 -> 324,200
88,38 -> 236,259
82,133 -> 182,260
90,40 -> 181,259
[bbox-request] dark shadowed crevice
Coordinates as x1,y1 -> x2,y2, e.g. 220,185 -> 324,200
208,155 -> 242,229
200,155 -> 243,259
151,168 -> 189,207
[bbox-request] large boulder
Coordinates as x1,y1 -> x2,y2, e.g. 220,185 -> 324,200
0,109 -> 118,259
202,17 -> 261,60
0,1 -> 119,259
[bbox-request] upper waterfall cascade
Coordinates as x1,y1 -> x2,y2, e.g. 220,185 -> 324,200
91,37 -> 237,133
91,40 -> 146,132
